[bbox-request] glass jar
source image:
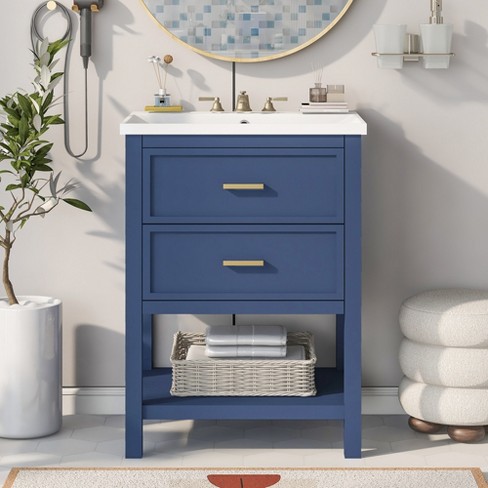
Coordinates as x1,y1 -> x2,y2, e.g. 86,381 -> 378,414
309,83 -> 327,103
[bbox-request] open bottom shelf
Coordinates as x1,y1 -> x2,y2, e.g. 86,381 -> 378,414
142,367 -> 345,420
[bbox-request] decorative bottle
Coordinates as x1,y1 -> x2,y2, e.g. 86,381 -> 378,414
309,83 -> 327,103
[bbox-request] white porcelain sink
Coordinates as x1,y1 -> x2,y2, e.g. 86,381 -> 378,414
120,111 -> 367,135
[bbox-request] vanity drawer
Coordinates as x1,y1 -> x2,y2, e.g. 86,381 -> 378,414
142,148 -> 343,223
143,224 -> 344,300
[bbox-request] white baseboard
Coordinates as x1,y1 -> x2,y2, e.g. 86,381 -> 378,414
362,387 -> 404,415
62,387 -> 125,416
62,387 -> 404,416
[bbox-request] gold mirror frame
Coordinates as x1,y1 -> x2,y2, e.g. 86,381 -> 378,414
141,0 -> 355,63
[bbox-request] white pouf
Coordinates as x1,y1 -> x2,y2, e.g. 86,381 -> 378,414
399,339 -> 488,388
399,288 -> 488,441
399,377 -> 488,426
399,289 -> 488,347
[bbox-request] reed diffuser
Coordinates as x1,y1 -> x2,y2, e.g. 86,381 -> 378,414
309,63 -> 327,103
147,54 -> 174,106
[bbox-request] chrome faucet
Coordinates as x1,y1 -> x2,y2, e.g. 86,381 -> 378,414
235,91 -> 252,112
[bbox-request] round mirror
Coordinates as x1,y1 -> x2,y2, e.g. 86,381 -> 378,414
141,0 -> 354,63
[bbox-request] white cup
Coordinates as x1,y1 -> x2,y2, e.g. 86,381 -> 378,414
374,24 -> 407,69
420,24 -> 453,69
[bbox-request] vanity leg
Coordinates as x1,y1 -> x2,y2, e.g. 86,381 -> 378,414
339,311 -> 361,457
338,312 -> 361,457
343,309 -> 362,459
343,135 -> 362,458
125,308 -> 143,458
124,314 -> 153,458
125,406 -> 143,458
125,135 -> 144,458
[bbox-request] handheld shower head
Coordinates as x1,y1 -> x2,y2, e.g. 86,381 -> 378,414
72,1 -> 104,68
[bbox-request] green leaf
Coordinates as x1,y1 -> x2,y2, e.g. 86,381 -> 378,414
50,71 -> 63,81
63,198 -> 92,212
45,115 -> 64,125
3,106 -> 20,122
18,116 -> 29,142
16,94 -> 32,117
34,164 -> 53,172
32,157 -> 51,167
36,143 -> 53,156
41,90 -> 53,112
11,160 -> 21,171
20,173 -> 29,187
47,38 -> 70,61
5,184 -> 21,191
2,117 -> 19,129
0,142 -> 12,154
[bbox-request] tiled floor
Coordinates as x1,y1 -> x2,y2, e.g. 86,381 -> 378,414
1,415 -> 487,484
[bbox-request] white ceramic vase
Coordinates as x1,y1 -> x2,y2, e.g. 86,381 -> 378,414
0,296 -> 62,438
420,24 -> 453,69
373,24 -> 407,69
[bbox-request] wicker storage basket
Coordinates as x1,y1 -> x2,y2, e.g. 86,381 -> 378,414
170,331 -> 316,397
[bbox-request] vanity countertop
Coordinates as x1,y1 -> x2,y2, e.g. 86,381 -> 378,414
120,111 -> 367,136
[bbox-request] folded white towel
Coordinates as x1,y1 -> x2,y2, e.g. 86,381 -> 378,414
187,345 -> 305,361
206,344 -> 286,358
206,325 -> 287,347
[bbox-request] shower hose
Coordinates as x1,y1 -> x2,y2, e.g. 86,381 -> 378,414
30,1 -> 90,158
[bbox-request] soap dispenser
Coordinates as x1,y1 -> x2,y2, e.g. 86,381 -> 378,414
420,0 -> 453,68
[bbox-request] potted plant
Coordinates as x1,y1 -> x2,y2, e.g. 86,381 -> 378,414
0,39 -> 91,438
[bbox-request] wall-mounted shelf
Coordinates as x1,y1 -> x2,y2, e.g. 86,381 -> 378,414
372,52 -> 455,62
373,1 -> 454,69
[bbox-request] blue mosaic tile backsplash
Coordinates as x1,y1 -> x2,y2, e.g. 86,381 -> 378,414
144,0 -> 350,58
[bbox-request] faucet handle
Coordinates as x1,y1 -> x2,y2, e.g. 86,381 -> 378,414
262,97 -> 288,112
199,96 -> 225,112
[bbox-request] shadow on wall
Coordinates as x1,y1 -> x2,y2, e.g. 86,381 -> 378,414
74,324 -> 125,386
359,108 -> 488,386
51,0 -> 134,277
81,168 -> 126,274
70,2 -> 132,272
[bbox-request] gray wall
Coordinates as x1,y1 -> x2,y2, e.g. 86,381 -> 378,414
1,0 -> 487,388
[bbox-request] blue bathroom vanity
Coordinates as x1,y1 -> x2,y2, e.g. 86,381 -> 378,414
121,111 -> 367,459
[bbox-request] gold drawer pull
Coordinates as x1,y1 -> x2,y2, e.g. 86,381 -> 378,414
222,260 -> 265,267
223,183 -> 265,191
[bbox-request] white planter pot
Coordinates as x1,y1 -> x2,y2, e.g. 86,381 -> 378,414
0,296 -> 62,438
